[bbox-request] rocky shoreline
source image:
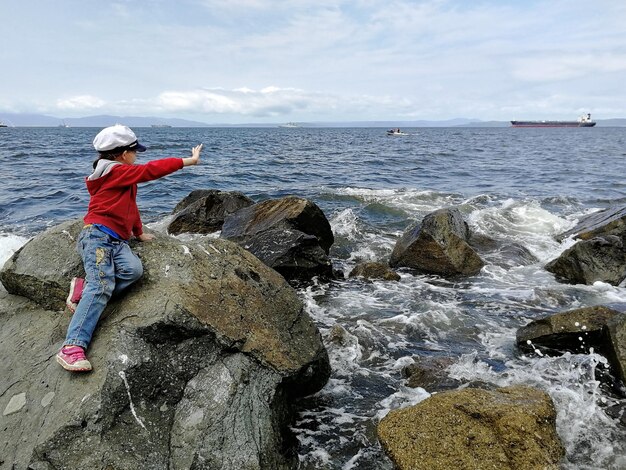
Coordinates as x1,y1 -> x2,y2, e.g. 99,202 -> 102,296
1,191 -> 625,469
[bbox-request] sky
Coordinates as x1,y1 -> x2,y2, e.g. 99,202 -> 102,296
1,0 -> 625,123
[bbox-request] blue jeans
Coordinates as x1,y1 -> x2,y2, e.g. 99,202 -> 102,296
64,225 -> 143,349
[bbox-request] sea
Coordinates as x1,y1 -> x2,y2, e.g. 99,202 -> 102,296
1,126 -> 625,469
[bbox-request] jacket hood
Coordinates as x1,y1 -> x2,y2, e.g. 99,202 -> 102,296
86,160 -> 122,195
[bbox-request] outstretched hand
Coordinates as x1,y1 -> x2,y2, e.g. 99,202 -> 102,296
183,144 -> 203,167
137,233 -> 155,242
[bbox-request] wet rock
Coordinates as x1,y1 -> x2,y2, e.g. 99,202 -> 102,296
556,205 -> 626,242
377,386 -> 564,470
545,235 -> 626,286
402,356 -> 460,391
327,324 -> 350,346
607,314 -> 626,386
348,262 -> 401,281
168,189 -> 253,235
0,221 -> 330,469
516,306 -> 626,384
516,306 -> 620,355
221,196 -> 334,282
239,228 -> 333,281
547,205 -> 626,286
605,402 -> 626,426
390,208 -> 484,276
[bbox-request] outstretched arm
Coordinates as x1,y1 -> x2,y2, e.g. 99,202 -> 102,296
182,144 -> 203,167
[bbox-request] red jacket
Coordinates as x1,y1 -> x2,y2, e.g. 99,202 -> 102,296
84,158 -> 184,240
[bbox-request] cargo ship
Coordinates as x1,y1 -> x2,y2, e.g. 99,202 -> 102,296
511,113 -> 596,128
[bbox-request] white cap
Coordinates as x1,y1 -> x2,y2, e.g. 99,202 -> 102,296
93,124 -> 146,152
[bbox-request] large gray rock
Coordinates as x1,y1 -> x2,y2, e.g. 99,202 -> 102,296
390,208 -> 484,276
168,189 -> 254,235
0,220 -> 330,469
221,196 -> 335,281
516,306 -> 626,384
0,219 -> 84,310
377,386 -> 564,470
545,236 -> 626,286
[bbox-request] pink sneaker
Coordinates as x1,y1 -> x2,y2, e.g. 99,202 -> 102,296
66,277 -> 84,314
56,345 -> 92,372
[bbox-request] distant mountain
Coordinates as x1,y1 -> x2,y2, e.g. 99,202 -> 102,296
0,113 -> 210,127
0,113 -> 63,127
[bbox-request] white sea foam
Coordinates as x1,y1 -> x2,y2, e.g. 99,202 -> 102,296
0,233 -> 29,266
375,385 -> 431,420
468,199 -> 575,262
330,208 -> 360,239
146,216 -> 220,241
145,215 -> 174,234
332,187 -> 465,218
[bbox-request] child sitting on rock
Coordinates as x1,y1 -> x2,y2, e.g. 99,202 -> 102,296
57,124 -> 203,372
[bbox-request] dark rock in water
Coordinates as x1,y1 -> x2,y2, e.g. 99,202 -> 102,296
556,205 -> 626,242
389,208 -> 484,276
221,196 -> 334,281
607,314 -> 626,387
222,196 -> 334,253
402,356 -> 460,391
377,386 -> 564,470
605,402 -> 626,426
348,261 -> 401,281
0,220 -> 330,469
516,306 -> 619,355
240,228 -> 333,281
516,306 -> 626,385
171,189 -> 247,214
545,236 -> 626,286
327,324 -> 351,346
168,189 -> 254,235
547,205 -> 626,286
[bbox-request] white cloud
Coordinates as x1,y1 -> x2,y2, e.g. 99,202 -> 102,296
3,1 -> 626,120
155,87 -> 331,117
48,86 -> 413,121
56,95 -> 106,110
511,53 -> 626,82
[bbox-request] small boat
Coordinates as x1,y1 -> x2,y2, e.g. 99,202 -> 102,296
0,122 -> 7,128
58,121 -> 70,128
387,128 -> 408,135
511,113 -> 596,128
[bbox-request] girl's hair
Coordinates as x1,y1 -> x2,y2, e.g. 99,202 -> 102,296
92,150 -> 124,169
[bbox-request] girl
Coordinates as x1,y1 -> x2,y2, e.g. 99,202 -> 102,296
57,124 -> 203,372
